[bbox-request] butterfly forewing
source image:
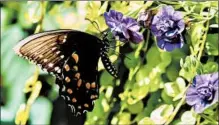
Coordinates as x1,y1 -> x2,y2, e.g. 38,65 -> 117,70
14,30 -> 73,74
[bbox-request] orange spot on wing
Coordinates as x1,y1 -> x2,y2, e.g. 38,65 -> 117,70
86,82 -> 90,89
72,98 -> 77,103
84,103 -> 89,108
75,73 -> 80,79
64,64 -> 70,71
65,77 -> 71,83
67,88 -> 73,94
72,53 -> 79,63
77,79 -> 82,87
91,82 -> 96,89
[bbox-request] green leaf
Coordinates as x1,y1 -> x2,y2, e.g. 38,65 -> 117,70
100,71 -> 114,86
27,1 -> 43,23
146,45 -> 161,67
203,61 -> 218,74
166,62 -> 180,81
205,34 -> 219,56
163,77 -> 186,101
87,93 -> 105,119
18,4 -> 33,29
1,7 -> 13,32
118,112 -> 131,125
138,117 -> 155,125
110,1 -> 129,14
1,25 -> 34,123
98,1 -> 108,15
187,22 -> 205,54
161,90 -> 174,104
127,101 -> 144,114
179,56 -> 202,81
124,52 -> 140,69
86,1 -> 101,20
30,97 -> 52,124
129,81 -> 149,104
111,112 -> 131,125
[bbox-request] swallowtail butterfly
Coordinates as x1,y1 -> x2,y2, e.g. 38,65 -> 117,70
14,29 -> 118,116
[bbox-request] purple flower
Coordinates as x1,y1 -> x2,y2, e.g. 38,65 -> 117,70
104,10 -> 143,43
186,72 -> 219,113
150,5 -> 185,51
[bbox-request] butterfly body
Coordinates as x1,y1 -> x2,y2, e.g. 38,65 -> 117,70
14,29 -> 118,116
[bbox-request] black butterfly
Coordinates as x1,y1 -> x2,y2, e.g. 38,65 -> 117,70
14,29 -> 118,116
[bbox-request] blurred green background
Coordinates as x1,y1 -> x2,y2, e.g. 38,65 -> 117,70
1,1 -> 218,125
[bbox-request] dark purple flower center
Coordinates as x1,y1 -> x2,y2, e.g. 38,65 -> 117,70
197,85 -> 214,102
156,18 -> 174,32
115,31 -> 125,39
163,33 -> 181,43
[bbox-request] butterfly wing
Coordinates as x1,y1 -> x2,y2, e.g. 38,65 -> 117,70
14,29 -> 102,115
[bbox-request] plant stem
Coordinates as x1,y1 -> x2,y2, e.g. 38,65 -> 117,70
164,85 -> 189,125
165,7 -> 211,125
196,115 -> 201,125
200,114 -> 218,125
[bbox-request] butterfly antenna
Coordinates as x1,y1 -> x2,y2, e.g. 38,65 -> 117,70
85,18 -> 102,33
106,46 -> 131,60
112,50 -> 131,60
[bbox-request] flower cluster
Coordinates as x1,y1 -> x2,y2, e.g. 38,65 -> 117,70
104,10 -> 143,43
186,72 -> 218,113
103,6 -> 185,52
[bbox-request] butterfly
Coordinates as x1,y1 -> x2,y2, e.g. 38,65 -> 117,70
14,29 -> 118,116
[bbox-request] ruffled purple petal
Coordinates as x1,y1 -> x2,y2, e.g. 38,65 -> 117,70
172,11 -> 184,21
177,20 -> 185,33
163,42 -> 182,51
151,25 -> 163,37
122,27 -> 130,39
151,13 -> 160,25
194,102 -> 205,113
161,5 -> 175,17
123,17 -> 140,31
104,10 -> 123,28
186,87 -> 200,105
186,95 -> 201,106
210,72 -> 219,86
128,30 -> 144,43
157,35 -> 183,51
194,74 -> 211,87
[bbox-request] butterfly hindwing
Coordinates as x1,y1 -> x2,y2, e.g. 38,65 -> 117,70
58,52 -> 99,115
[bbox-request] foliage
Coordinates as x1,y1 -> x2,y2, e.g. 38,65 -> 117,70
1,1 -> 218,125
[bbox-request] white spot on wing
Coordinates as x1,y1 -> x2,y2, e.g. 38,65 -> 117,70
60,55 -> 64,59
61,95 -> 65,100
48,63 -> 54,67
62,85 -> 66,92
83,110 -> 88,114
66,96 -> 70,101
